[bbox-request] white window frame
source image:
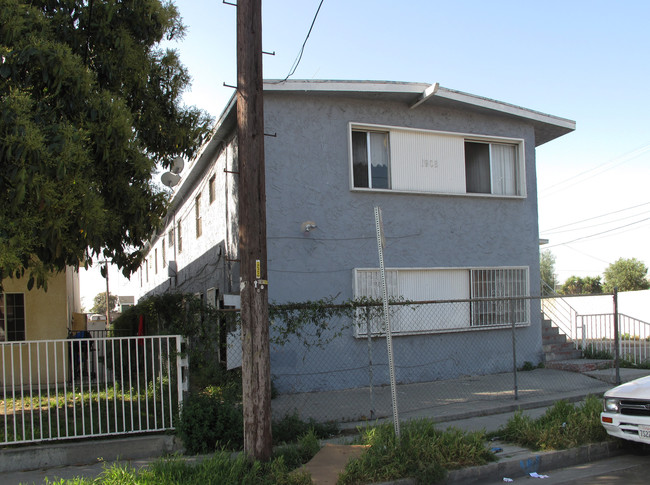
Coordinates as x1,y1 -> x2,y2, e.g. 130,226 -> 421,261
350,129 -> 391,189
354,266 -> 530,337
349,122 -> 526,198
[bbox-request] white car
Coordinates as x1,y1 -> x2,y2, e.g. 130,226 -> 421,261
601,375 -> 650,444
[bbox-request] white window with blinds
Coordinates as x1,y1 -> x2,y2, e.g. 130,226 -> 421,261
349,123 -> 525,197
465,141 -> 520,196
354,266 -> 529,337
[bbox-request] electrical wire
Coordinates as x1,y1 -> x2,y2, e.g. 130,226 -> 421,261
542,208 -> 650,235
543,216 -> 650,249
272,0 -> 324,83
539,143 -> 650,198
540,201 -> 650,233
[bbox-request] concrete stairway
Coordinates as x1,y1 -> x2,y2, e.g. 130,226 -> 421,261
542,318 -> 581,362
542,318 -> 613,372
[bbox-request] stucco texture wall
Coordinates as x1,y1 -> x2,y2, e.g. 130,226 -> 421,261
263,92 -> 543,393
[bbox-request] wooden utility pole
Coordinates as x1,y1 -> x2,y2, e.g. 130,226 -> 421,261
236,0 -> 272,461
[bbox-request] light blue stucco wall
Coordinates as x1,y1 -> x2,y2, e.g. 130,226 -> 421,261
262,92 -> 544,393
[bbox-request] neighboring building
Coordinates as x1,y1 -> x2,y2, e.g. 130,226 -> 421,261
1,268 -> 81,341
1,267 -> 82,385
117,295 -> 135,313
138,80 -> 575,393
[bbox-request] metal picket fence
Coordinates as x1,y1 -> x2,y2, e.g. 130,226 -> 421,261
580,313 -> 650,364
1,335 -> 188,446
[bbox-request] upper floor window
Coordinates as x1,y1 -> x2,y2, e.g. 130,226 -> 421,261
168,228 -> 174,247
0,293 -> 25,341
195,195 -> 202,238
209,175 -> 216,204
465,141 -> 519,196
352,130 -> 390,189
349,124 -> 525,197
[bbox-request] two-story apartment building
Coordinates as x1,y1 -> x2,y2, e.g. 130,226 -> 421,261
138,80 -> 575,393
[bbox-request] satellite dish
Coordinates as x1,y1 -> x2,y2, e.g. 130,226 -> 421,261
170,157 -> 185,174
161,172 -> 181,188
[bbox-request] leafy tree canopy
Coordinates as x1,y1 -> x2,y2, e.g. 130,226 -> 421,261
90,291 -> 118,315
603,257 -> 650,293
559,275 -> 602,295
540,250 -> 557,295
0,0 -> 213,289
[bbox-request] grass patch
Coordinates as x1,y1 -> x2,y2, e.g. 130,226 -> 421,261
43,431 -> 321,485
495,395 -> 608,450
1,381 -> 177,443
178,384 -> 338,454
338,419 -> 495,485
581,344 -> 614,360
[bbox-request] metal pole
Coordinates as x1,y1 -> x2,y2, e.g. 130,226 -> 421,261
613,288 -> 620,385
375,206 -> 400,439
366,306 -> 375,420
511,300 -> 518,400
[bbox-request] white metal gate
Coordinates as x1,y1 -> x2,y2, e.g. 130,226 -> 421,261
1,335 -> 188,445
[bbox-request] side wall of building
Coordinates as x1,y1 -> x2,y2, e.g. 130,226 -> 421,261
263,92 -> 543,392
2,270 -> 73,340
139,136 -> 240,305
1,269 -> 79,386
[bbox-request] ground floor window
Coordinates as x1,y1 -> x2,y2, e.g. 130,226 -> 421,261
354,266 -> 529,336
0,293 -> 26,341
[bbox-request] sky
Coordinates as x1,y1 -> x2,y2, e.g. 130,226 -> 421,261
80,0 -> 650,308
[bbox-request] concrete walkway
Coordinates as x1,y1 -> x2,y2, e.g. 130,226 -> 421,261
2,366 -> 647,485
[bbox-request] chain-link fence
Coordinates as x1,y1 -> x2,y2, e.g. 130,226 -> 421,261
219,292 -> 647,424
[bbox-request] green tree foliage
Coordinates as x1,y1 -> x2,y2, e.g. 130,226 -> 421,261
90,291 -> 118,314
603,257 -> 650,293
0,0 -> 213,289
540,250 -> 558,295
559,275 -> 603,295
113,293 -> 230,388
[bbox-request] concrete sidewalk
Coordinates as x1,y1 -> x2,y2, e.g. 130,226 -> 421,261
2,366 -> 647,485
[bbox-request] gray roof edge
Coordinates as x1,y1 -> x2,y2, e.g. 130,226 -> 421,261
168,93 -> 237,209
263,79 -> 430,94
435,86 -> 576,131
263,79 -> 576,132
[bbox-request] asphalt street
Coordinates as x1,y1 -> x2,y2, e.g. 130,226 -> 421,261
479,450 -> 650,485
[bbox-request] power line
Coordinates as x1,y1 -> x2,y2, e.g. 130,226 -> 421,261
562,244 -> 612,265
274,0 -> 324,83
544,216 -> 650,249
540,201 -> 650,233
539,143 -> 650,198
542,208 -> 650,235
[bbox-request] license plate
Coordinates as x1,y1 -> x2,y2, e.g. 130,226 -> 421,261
638,425 -> 650,440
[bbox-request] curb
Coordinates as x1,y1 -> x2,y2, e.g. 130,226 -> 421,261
368,441 -> 623,485
340,390 -> 600,433
0,434 -> 183,473
444,440 -> 624,484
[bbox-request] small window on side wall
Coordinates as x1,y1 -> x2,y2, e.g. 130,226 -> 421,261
352,130 -> 390,189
